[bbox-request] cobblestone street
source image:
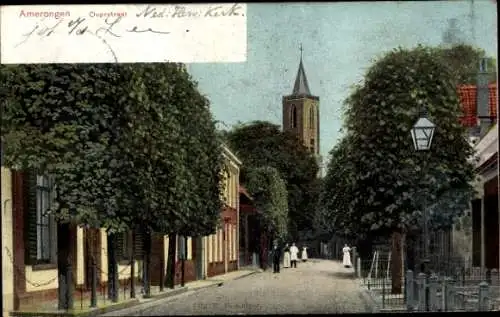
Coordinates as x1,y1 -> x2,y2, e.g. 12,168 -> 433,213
104,259 -> 370,315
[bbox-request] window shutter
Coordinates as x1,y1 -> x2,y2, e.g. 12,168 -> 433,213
115,232 -> 124,260
24,170 -> 38,265
134,229 -> 144,259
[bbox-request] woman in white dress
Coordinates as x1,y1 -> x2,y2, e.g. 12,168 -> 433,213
301,246 -> 308,262
283,244 -> 291,268
342,244 -> 352,268
289,243 -> 299,268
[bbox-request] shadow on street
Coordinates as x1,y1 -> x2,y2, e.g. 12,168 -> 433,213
325,271 -> 355,280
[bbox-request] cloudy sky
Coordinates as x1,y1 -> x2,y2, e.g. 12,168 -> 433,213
187,1 -> 497,163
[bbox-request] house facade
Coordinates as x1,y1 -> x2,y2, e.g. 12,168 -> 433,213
2,167 -> 15,317
452,83 -> 498,270
239,185 -> 263,268
2,145 -> 241,313
468,124 -> 498,269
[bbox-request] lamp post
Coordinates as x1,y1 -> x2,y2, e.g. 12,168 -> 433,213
411,109 -> 436,311
411,109 -> 436,265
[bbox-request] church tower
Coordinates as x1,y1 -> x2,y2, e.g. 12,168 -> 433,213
282,45 -> 322,176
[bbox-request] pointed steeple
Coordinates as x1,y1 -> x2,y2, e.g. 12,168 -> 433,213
292,44 -> 312,96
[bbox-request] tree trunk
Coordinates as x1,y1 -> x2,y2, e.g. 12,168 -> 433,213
391,231 -> 403,294
57,222 -> 74,310
165,235 -> 177,289
356,238 -> 373,275
107,232 -> 118,302
142,228 -> 152,297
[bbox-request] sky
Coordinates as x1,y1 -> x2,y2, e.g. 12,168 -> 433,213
186,1 -> 498,165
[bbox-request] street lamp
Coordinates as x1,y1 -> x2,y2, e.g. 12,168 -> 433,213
411,111 -> 436,311
411,115 -> 436,151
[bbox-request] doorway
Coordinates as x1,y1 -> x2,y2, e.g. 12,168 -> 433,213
84,228 -> 101,290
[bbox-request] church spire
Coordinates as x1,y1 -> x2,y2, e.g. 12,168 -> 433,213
292,43 -> 311,96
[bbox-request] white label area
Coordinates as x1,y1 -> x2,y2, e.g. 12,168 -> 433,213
0,4 -> 247,64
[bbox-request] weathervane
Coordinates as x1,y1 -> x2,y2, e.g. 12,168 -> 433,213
299,43 -> 303,59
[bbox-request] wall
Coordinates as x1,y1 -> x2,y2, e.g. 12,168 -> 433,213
100,229 -> 142,283
24,266 -> 58,293
25,145 -> 244,297
76,227 -> 85,285
2,167 -> 14,317
475,124 -> 498,166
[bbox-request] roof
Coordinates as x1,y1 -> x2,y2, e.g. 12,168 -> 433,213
221,144 -> 242,166
458,83 -> 498,127
292,58 -> 312,96
239,185 -> 253,200
476,151 -> 497,174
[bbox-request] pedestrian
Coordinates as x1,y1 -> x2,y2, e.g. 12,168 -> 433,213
272,242 -> 282,273
290,242 -> 299,268
301,246 -> 308,262
283,243 -> 291,268
342,244 -> 352,268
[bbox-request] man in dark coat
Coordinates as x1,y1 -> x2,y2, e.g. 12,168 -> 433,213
272,242 -> 282,273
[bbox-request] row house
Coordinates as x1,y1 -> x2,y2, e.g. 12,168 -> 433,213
453,83 -> 498,270
0,145 -> 241,314
470,124 -> 498,269
239,185 -> 268,269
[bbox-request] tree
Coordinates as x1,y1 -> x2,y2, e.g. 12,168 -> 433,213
0,64 -> 141,308
320,45 -> 476,294
225,121 -> 319,238
137,64 -> 224,289
245,166 -> 289,241
0,63 -> 225,305
433,44 -> 497,85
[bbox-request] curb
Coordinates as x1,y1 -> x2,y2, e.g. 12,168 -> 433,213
188,281 -> 223,291
144,286 -> 189,301
232,270 -> 261,281
99,287 -> 190,316
190,270 -> 262,291
99,270 -> 261,316
10,299 -> 142,317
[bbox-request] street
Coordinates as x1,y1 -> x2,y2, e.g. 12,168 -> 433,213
103,259 -> 370,315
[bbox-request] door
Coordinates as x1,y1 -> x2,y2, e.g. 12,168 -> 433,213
150,233 -> 165,286
84,228 -> 101,290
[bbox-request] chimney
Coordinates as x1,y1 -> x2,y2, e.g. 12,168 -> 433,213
477,57 -> 491,138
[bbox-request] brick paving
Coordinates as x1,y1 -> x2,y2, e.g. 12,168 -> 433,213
103,259 -> 371,315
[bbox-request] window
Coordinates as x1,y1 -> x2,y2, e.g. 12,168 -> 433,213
290,105 -> 297,128
36,174 -> 56,262
309,107 -> 315,128
212,234 -> 217,262
178,235 -> 186,260
310,138 -> 315,150
120,231 -> 133,260
208,235 -> 212,263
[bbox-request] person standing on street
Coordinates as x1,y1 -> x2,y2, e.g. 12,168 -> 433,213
290,243 -> 299,268
301,246 -> 308,262
272,242 -> 282,273
283,243 -> 291,268
342,244 -> 352,268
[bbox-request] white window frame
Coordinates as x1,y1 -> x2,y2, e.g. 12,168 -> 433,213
36,174 -> 57,263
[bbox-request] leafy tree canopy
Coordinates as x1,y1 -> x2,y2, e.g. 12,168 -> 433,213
224,121 -> 319,236
319,45 -> 476,239
245,166 -> 288,240
432,44 -> 497,85
0,63 -> 223,236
